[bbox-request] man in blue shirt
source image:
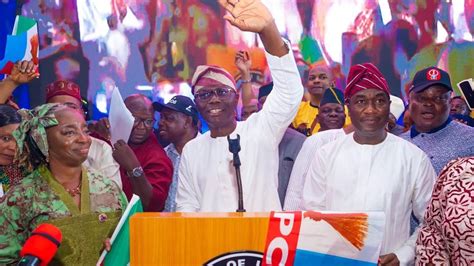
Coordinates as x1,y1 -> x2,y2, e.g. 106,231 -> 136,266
400,67 -> 474,174
154,95 -> 200,211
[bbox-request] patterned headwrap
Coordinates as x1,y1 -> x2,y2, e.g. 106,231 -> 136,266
13,103 -> 66,169
46,80 -> 82,102
344,63 -> 390,101
191,65 -> 236,94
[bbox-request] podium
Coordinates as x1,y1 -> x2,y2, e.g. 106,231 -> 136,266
130,212 -> 270,265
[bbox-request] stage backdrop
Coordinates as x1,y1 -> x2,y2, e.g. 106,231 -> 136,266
1,0 -> 472,116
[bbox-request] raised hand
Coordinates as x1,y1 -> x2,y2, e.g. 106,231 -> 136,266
112,139 -> 141,172
235,50 -> 251,77
88,118 -> 111,141
218,0 -> 273,33
8,60 -> 39,85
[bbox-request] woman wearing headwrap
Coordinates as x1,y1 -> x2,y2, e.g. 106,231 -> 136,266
0,104 -> 27,197
0,103 -> 127,265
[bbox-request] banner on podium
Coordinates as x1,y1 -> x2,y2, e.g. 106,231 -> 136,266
263,211 -> 385,266
130,211 -> 385,265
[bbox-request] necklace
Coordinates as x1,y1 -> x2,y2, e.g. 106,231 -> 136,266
66,183 -> 81,197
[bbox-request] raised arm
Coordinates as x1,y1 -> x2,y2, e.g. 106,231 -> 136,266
0,60 -> 38,104
235,50 -> 257,107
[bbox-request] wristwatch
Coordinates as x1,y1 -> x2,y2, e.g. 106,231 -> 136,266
127,166 -> 144,178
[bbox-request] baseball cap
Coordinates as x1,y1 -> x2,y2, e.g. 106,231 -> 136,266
410,67 -> 452,93
153,95 -> 199,123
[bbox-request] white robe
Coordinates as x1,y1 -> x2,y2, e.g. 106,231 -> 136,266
284,128 -> 345,210
303,133 -> 436,265
176,41 -> 303,212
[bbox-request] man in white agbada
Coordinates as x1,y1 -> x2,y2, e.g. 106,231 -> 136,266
284,127 -> 348,210
302,63 -> 436,265
176,0 -> 303,212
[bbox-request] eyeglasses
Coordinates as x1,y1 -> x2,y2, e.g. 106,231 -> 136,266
133,117 -> 155,128
194,88 -> 235,102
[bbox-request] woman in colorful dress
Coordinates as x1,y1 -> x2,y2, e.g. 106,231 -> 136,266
0,104 -> 25,197
416,156 -> 474,265
0,103 -> 127,265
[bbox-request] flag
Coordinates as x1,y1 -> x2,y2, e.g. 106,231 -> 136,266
0,15 -> 38,74
97,194 -> 143,266
263,211 -> 385,266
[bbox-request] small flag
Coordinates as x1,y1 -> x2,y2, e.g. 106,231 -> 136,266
97,194 -> 144,266
0,16 -> 39,74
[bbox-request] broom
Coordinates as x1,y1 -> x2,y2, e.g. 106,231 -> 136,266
304,211 -> 369,251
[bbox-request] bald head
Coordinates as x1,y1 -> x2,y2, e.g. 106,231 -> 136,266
125,94 -> 154,114
125,94 -> 155,145
307,65 -> 334,98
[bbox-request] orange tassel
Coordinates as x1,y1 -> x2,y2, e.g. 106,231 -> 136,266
304,211 -> 369,250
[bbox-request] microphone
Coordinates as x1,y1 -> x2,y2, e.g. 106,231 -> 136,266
227,134 -> 245,212
18,224 -> 62,266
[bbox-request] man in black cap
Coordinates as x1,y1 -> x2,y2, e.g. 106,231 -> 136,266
400,67 -> 474,174
316,87 -> 346,132
154,95 -> 200,212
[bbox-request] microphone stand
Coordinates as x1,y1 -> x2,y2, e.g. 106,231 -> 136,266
227,134 -> 245,212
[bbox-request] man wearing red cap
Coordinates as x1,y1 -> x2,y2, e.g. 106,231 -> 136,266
45,80 -> 122,188
176,0 -> 304,212
302,63 -> 436,265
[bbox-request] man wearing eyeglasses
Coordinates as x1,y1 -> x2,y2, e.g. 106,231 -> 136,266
45,80 -> 123,189
400,67 -> 474,174
176,0 -> 304,212
112,94 -> 173,212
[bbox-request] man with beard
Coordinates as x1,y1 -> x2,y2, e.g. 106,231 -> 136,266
176,0 -> 303,212
154,95 -> 199,212
302,63 -> 436,265
400,67 -> 474,174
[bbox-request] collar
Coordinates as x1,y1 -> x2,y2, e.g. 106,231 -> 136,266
309,102 -> 319,109
410,116 -> 452,138
165,143 -> 179,155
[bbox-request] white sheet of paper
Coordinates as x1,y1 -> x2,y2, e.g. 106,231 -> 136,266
109,87 -> 134,145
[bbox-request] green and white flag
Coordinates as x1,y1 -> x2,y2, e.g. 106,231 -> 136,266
97,194 -> 143,266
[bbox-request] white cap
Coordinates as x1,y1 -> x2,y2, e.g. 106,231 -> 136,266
390,95 -> 405,120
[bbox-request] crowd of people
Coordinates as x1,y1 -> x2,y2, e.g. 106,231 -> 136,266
0,0 -> 473,265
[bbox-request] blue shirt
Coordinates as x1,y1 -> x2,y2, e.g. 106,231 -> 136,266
400,119 -> 474,174
163,144 -> 181,212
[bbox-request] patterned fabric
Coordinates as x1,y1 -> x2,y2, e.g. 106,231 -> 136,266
0,166 -> 127,264
13,103 -> 65,168
191,65 -> 236,93
0,164 -> 29,195
45,80 -> 82,102
163,144 -> 181,212
344,63 -> 390,101
400,120 -> 474,174
416,156 -> 474,265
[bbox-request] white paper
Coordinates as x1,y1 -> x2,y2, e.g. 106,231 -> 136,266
109,87 -> 134,145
